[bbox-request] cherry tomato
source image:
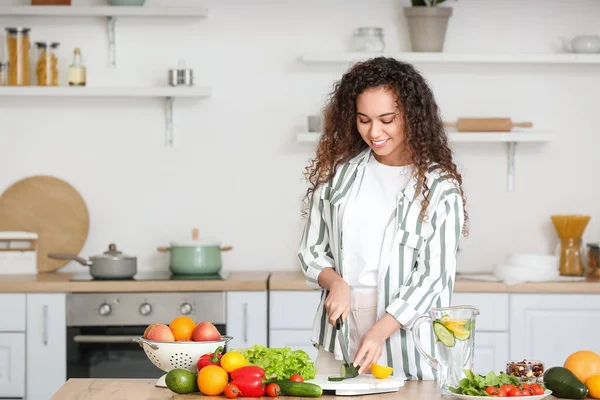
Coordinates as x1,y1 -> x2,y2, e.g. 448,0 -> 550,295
499,385 -> 511,396
529,384 -> 544,395
289,374 -> 304,382
485,386 -> 499,396
266,383 -> 281,397
520,388 -> 532,396
224,383 -> 240,399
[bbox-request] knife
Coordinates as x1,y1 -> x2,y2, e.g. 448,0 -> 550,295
335,316 -> 359,378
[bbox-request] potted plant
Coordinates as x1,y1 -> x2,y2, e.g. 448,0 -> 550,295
404,0 -> 455,52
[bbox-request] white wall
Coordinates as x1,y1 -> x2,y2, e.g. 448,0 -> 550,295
0,0 -> 599,274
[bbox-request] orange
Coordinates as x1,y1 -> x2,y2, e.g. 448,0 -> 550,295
198,365 -> 229,396
564,350 -> 600,384
220,351 -> 248,373
371,364 -> 393,379
587,375 -> 600,399
169,316 -> 196,341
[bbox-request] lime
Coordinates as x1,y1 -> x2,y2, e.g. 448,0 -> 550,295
165,368 -> 199,394
433,321 -> 455,347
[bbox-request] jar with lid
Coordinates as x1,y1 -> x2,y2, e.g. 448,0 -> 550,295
352,27 -> 385,53
35,42 -> 60,86
5,27 -> 31,86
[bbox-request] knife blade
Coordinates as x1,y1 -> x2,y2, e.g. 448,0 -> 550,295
335,317 -> 356,373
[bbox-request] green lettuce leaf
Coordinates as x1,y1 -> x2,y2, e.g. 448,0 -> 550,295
234,345 -> 317,380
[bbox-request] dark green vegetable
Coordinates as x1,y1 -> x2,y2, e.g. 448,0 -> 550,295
543,366 -> 588,399
270,380 -> 323,397
327,363 -> 359,382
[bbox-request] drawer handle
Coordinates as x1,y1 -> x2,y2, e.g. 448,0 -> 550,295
43,305 -> 49,345
243,302 -> 248,343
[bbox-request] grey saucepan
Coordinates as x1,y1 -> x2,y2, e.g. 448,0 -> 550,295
48,243 -> 137,279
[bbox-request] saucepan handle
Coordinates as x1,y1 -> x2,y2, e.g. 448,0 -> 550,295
412,315 -> 439,372
47,253 -> 91,266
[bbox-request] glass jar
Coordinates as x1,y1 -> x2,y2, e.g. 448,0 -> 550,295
5,27 -> 31,86
352,27 -> 385,53
0,62 -> 7,86
35,42 -> 60,86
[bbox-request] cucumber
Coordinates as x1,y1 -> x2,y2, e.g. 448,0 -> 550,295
271,380 -> 323,397
433,321 -> 455,347
543,366 -> 588,399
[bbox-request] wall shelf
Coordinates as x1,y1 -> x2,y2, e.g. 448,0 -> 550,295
300,52 -> 600,65
0,86 -> 212,147
0,6 -> 208,67
296,131 -> 552,192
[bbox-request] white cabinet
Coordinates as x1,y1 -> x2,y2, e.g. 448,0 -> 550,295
269,291 -> 321,357
0,333 -> 25,398
472,332 -> 509,376
510,294 -> 600,368
26,294 -> 66,400
226,292 -> 268,350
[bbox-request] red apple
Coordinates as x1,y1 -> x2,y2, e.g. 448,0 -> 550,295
143,323 -> 159,339
191,321 -> 221,342
147,323 -> 175,342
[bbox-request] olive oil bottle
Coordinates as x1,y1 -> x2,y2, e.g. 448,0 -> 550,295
68,47 -> 86,86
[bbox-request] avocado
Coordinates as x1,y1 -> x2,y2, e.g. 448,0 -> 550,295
543,366 -> 588,399
165,368 -> 199,394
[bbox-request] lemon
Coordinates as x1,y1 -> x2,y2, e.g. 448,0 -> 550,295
370,364 -> 393,379
440,317 -> 467,325
444,322 -> 470,340
220,351 -> 248,373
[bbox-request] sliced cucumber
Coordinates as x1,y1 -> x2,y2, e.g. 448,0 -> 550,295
433,321 -> 456,347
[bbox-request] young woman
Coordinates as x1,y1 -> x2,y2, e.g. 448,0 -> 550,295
298,57 -> 468,381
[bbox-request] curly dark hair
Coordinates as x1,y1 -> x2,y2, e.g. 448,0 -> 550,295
302,56 -> 468,235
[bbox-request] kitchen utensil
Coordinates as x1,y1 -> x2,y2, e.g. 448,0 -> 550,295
134,336 -> 232,387
551,214 -> 591,276
157,228 -> 233,275
168,60 -> 194,86
48,243 -> 137,279
444,118 -> 533,132
107,0 -> 146,6
560,35 -> 600,54
32,0 -> 71,4
413,305 -> 480,394
306,374 -> 405,396
505,253 -> 559,270
0,231 -> 38,274
0,175 -> 89,273
492,264 -> 559,285
335,317 -> 356,375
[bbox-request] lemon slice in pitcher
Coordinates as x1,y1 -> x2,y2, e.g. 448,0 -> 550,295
444,322 -> 470,341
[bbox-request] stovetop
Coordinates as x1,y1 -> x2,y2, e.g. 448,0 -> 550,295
69,270 -> 231,282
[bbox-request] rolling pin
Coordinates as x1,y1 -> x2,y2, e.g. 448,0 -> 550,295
444,118 -> 533,132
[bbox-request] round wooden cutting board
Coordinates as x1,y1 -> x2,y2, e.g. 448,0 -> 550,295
0,175 -> 90,273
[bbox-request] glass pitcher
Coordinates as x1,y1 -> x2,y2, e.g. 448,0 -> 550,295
412,305 -> 480,394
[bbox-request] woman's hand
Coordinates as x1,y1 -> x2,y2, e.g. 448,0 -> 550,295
324,278 -> 351,326
353,328 -> 385,374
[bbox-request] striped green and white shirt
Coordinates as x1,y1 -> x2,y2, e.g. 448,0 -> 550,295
298,148 -> 464,380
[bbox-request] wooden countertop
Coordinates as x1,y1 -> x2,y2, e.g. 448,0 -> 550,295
51,379 -> 566,400
0,271 -> 269,293
269,271 -> 600,294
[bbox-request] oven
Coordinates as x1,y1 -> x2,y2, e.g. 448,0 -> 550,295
66,292 -> 226,379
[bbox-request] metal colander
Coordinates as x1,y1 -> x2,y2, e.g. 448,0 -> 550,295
134,336 -> 232,373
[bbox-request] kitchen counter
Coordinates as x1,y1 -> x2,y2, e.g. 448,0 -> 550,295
269,271 -> 600,293
0,271 -> 269,292
50,379 -> 567,400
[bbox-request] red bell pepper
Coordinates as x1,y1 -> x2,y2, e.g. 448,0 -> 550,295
196,346 -> 223,372
231,366 -> 266,397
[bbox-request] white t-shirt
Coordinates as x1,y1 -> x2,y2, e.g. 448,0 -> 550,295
343,154 -> 413,290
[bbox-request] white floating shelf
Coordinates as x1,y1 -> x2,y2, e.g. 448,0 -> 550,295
0,6 -> 208,18
297,131 -> 552,144
0,86 -> 211,98
0,6 -> 208,68
300,52 -> 600,65
0,86 -> 211,148
297,131 -> 552,192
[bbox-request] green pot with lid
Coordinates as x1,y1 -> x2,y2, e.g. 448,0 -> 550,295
158,229 -> 232,275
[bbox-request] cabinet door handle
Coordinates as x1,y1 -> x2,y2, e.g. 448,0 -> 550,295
43,305 -> 49,345
243,302 -> 248,343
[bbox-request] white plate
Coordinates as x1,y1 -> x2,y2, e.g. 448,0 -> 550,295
451,389 -> 552,400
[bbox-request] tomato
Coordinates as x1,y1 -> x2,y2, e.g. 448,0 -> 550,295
520,388 -> 531,396
224,383 -> 240,399
529,384 -> 544,395
521,383 -> 530,390
499,385 -> 512,396
289,374 -> 304,382
485,386 -> 499,396
266,383 -> 281,397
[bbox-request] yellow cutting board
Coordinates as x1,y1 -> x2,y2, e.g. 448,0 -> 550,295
0,175 -> 90,273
